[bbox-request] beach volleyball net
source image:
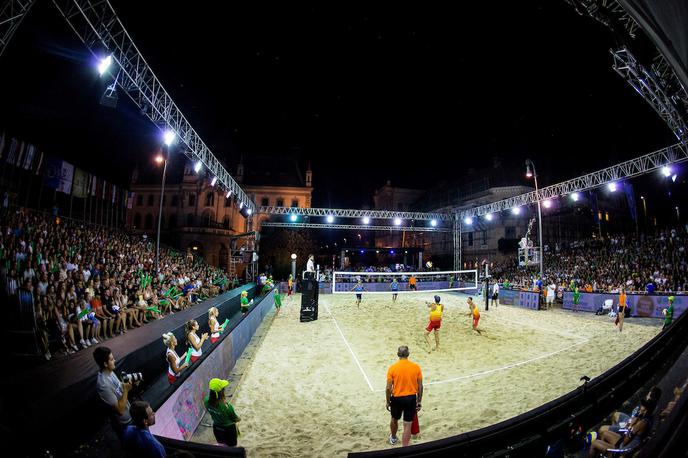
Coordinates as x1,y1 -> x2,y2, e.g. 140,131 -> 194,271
331,270 -> 478,294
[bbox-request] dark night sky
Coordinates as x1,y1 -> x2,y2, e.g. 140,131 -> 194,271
0,1 -> 677,209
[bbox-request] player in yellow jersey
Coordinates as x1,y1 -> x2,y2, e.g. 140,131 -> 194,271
423,295 -> 444,351
466,297 -> 482,334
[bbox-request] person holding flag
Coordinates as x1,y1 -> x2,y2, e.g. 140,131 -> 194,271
162,332 -> 189,384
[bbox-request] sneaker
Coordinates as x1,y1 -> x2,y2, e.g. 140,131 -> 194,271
71,344 -> 79,352
90,338 -> 98,345
44,352 -> 52,361
389,435 -> 398,445
67,348 -> 75,355
79,339 -> 89,348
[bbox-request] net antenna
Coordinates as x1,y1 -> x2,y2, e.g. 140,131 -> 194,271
332,269 -> 478,294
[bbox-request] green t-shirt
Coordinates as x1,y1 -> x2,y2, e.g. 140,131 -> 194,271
240,297 -> 249,308
204,396 -> 239,427
664,304 -> 674,325
274,294 -> 282,308
573,288 -> 581,304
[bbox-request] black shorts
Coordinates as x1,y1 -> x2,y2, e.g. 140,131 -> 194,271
356,294 -> 362,300
492,293 -> 498,300
390,395 -> 417,422
213,424 -> 238,447
410,285 -> 417,290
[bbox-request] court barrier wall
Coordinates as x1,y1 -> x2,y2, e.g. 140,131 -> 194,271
151,288 -> 276,457
562,291 -> 685,319
348,300 -> 688,457
497,288 -> 541,310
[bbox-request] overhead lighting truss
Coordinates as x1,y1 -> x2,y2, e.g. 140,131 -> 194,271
51,0 -> 255,213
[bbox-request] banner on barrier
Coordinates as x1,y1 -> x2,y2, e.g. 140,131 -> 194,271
562,292 -> 685,319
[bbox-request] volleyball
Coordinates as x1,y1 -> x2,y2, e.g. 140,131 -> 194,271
426,261 -> 433,269
662,308 -> 668,316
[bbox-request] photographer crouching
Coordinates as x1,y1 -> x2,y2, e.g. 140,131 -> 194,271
93,346 -> 143,440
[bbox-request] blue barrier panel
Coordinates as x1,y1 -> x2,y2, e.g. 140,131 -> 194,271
498,289 -> 540,309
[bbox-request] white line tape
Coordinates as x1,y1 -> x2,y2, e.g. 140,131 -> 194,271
322,302 -> 376,392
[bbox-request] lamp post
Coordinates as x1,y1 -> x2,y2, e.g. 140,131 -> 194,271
525,159 -> 544,280
291,253 -> 297,281
155,130 -> 175,275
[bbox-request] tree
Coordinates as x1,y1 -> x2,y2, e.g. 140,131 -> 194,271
259,227 -> 317,280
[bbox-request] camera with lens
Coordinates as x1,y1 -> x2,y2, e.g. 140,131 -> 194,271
121,372 -> 143,384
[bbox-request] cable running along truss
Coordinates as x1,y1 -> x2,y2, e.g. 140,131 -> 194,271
260,222 -> 450,233
51,0 -> 255,213
258,206 -> 452,221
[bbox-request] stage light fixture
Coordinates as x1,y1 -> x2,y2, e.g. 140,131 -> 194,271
194,161 -> 202,173
97,55 -> 113,76
163,130 -> 176,146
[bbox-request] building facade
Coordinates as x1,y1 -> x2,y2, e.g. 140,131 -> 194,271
128,157 -> 313,276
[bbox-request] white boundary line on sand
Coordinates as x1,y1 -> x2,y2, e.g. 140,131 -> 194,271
324,299 -> 591,392
417,338 -> 590,389
322,302 -> 376,392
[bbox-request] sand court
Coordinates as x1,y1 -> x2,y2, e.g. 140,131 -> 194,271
196,292 -> 662,457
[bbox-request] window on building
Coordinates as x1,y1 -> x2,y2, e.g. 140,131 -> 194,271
187,213 -> 194,226
133,213 -> 141,228
225,197 -> 231,207
171,195 -> 178,207
276,198 -> 284,207
147,195 -> 154,206
168,214 -> 177,228
468,232 -> 473,246
188,194 -> 195,207
223,215 -> 230,229
482,230 -> 487,246
291,199 -> 299,208
144,214 -> 153,229
505,226 -> 516,239
136,195 -> 143,206
205,192 -> 214,207
261,197 -> 269,207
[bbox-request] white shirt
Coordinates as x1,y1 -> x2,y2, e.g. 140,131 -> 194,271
493,283 -> 499,294
547,284 -> 556,296
306,258 -> 315,272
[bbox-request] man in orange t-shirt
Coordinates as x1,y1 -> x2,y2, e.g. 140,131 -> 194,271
386,345 -> 423,447
409,275 -> 417,291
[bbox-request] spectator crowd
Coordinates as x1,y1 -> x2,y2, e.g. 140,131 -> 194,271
492,227 -> 688,294
0,208 -> 238,361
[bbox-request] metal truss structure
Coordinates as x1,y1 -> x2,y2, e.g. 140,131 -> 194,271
258,206 -> 452,221
51,0 -> 255,213
566,0 -> 688,143
458,142 -> 688,218
260,222 -> 450,233
613,48 -> 688,143
0,0 -> 35,58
